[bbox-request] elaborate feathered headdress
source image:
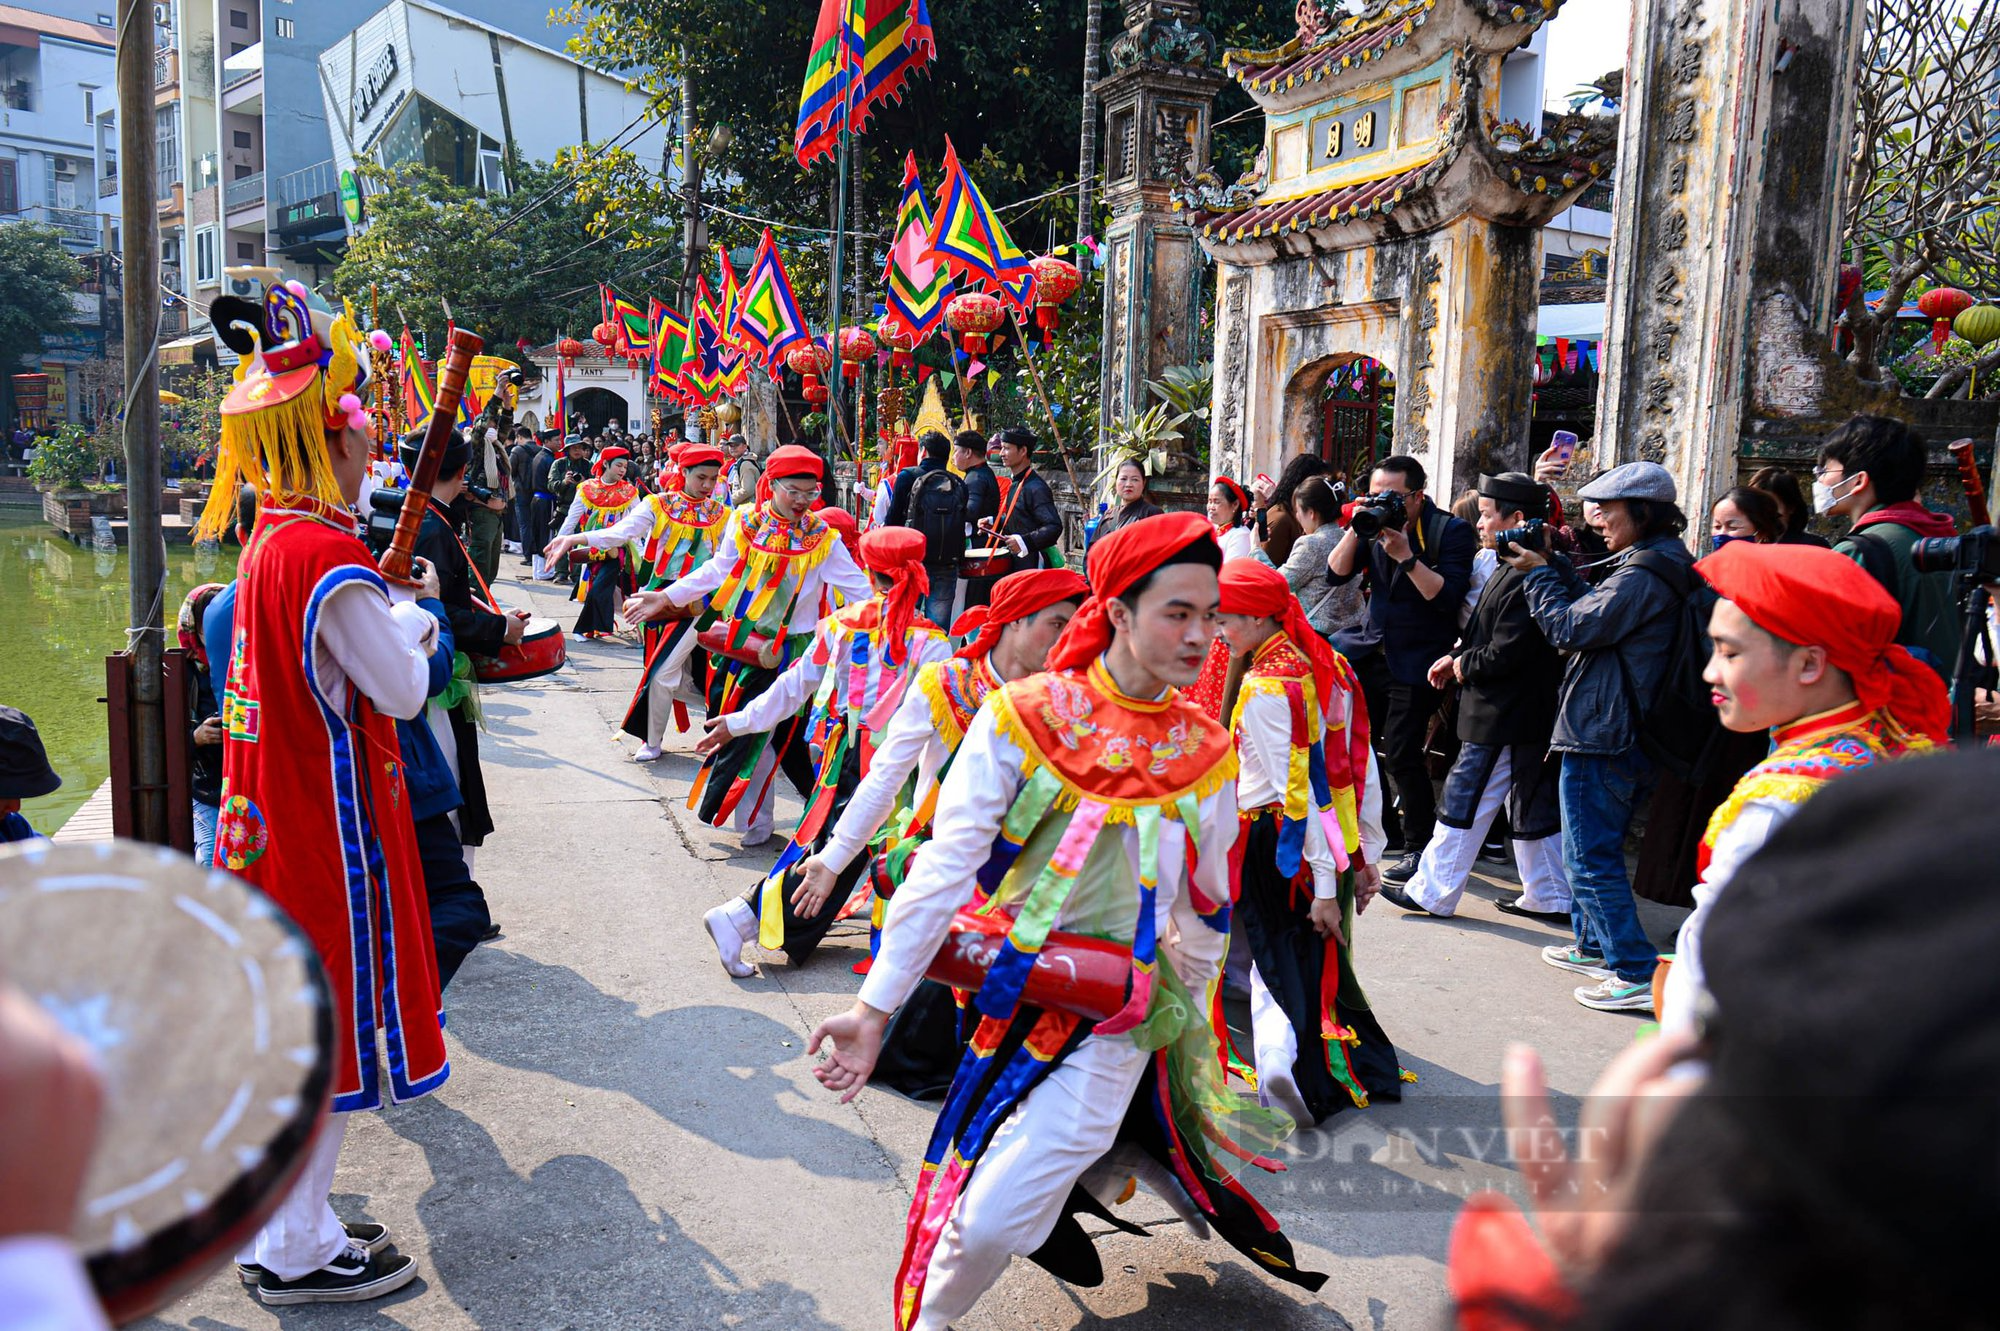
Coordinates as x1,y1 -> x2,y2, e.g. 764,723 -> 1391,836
194,279 -> 389,540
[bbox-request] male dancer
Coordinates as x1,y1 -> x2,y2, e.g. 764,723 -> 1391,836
555,445 -> 641,638
1657,540 -> 1946,1030
194,283 -> 443,1305
811,513 -> 1325,1331
546,445 -> 728,761
697,526 -> 950,973
624,445 -> 871,849
1214,559 -> 1404,1126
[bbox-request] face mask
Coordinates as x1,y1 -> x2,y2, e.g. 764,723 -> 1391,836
1813,473 -> 1855,514
1710,533 -> 1750,552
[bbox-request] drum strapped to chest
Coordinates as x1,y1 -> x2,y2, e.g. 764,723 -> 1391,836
959,547 -> 1013,579
472,615 -> 567,684
697,623 -> 784,670
923,909 -> 1132,1023
0,840 -> 333,1324
566,546 -> 617,566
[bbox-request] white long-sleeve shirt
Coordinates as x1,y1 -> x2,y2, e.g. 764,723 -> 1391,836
725,612 -> 954,738
857,698 -> 1239,1017
310,573 -> 438,722
1659,798 -> 1790,1035
0,1236 -> 110,1331
663,507 -> 873,635
575,492 -> 662,548
1233,681 -> 1385,896
818,665 -> 962,874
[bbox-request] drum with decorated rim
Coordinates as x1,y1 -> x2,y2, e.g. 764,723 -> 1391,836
0,839 -> 332,1323
472,616 -> 567,684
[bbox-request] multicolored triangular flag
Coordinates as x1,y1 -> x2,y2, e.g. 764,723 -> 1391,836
680,278 -> 729,406
795,0 -> 937,170
550,363 -> 566,433
928,137 -> 1036,315
400,328 -> 435,424
611,290 -> 651,360
652,299 -> 690,400
882,153 -> 952,343
733,229 -> 812,374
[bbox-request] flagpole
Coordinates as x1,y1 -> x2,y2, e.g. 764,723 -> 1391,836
1008,309 -> 1087,513
824,19 -> 853,469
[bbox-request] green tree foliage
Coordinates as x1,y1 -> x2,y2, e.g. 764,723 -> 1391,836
330,159 -> 679,355
0,224 -> 87,427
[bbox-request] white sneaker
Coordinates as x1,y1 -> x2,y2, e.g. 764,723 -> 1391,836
633,744 -> 663,762
703,903 -> 755,978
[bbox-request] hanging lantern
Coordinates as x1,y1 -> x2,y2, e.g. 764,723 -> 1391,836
713,398 -> 744,439
1917,287 -> 1974,353
1531,351 -> 1552,387
556,336 -> 585,369
593,319 -> 618,351
878,322 -> 919,372
1030,255 -> 1082,341
946,291 -> 1006,356
1953,304 -> 2000,350
877,385 -> 907,432
839,326 -> 877,381
786,340 -> 835,406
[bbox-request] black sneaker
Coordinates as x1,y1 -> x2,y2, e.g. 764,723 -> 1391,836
238,1222 -> 390,1283
254,1242 -> 415,1305
1382,852 -> 1422,884
479,921 -> 502,942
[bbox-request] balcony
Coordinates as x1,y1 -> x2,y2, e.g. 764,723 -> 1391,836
2,204 -> 104,251
224,171 -> 265,212
154,49 -> 179,92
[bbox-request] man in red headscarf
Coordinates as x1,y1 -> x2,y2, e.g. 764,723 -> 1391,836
810,514 -> 1329,1331
695,525 -> 951,973
800,567 -> 1086,995
1656,540 -> 1946,1032
548,444 -> 641,638
625,444 -> 872,848
1215,558 -> 1403,1128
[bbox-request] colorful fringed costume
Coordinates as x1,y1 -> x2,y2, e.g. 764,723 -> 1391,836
612,488 -> 729,745
1225,631 -> 1406,1123
562,475 -> 642,637
858,660 -> 1328,1330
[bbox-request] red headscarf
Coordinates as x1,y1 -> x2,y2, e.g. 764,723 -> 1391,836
1046,511 -> 1217,675
859,525 -> 930,663
1217,558 -> 1339,709
953,568 -> 1090,660
1212,476 -> 1250,530
662,441 -> 688,493
679,444 -> 725,471
820,505 -> 860,557
591,445 -> 629,479
1695,539 -> 1951,743
766,444 -> 824,481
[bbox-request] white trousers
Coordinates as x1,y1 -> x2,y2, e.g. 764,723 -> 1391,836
913,1033 -> 1148,1331
1404,747 -> 1571,916
644,627 -> 713,749
735,746 -> 778,843
1247,963 -> 1313,1129
236,1114 -> 349,1280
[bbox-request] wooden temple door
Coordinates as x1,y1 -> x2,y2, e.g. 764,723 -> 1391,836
1320,358 -> 1394,482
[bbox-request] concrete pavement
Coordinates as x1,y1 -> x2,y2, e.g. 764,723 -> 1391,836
138,559 -> 1687,1331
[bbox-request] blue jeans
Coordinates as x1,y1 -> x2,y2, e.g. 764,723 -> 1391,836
192,799 -> 219,869
1558,749 -> 1658,983
924,565 -> 958,629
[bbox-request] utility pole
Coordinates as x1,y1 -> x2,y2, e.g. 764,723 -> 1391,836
116,0 -> 166,843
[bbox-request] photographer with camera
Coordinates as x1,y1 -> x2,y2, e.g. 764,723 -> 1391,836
1378,473 -> 1570,922
1502,461 -> 1696,1013
1327,455 -> 1476,872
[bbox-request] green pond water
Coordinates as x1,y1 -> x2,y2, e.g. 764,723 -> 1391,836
0,509 -> 232,834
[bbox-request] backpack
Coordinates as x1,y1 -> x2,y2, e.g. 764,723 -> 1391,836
1614,549 -> 1723,784
1846,525 -> 1921,650
909,468 -> 968,565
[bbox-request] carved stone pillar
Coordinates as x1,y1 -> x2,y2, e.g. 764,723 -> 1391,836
1095,1 -> 1226,464
1594,0 -> 1865,512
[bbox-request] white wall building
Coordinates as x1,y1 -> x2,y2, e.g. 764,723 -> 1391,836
0,4 -> 118,250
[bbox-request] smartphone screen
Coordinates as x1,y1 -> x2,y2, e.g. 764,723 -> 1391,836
1550,430 -> 1579,470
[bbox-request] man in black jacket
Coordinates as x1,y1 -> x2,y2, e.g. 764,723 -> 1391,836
967,425 -> 1063,608
888,431 -> 969,624
508,427 -> 538,567
1327,454 -> 1476,872
1380,473 -> 1570,921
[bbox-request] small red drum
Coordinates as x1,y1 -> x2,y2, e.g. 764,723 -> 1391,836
0,839 -> 333,1324
698,623 -> 783,670
474,616 -> 567,683
959,546 -> 1013,579
924,909 -> 1132,1022
567,546 -> 617,566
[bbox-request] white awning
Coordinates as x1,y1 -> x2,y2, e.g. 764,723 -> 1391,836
159,333 -> 215,366
1537,302 -> 1605,339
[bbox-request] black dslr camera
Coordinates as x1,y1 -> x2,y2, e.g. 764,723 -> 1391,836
1348,491 -> 1409,541
1494,518 -> 1547,558
1911,525 -> 2000,582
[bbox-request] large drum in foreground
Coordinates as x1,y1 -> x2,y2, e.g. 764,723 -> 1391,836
0,840 -> 332,1324
472,615 -> 567,684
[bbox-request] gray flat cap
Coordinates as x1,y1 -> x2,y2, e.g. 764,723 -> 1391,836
1578,460 -> 1677,503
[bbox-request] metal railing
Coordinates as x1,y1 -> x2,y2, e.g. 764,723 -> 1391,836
224,171 -> 265,211
1,204 -> 103,247
275,159 -> 336,208
154,50 -> 177,89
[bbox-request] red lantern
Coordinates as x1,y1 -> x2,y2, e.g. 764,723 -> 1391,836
839,327 -> 877,380
787,340 -> 835,405
878,322 -> 919,372
1030,255 -> 1082,340
593,320 -> 618,350
946,291 -> 1005,356
1917,286 -> 1974,353
556,336 -> 585,369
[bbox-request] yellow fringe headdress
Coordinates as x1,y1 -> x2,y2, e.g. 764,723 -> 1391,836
195,282 -> 375,540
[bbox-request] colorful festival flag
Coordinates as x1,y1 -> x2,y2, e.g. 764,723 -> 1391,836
399,328 -> 436,424
882,152 -> 952,343
733,228 -> 812,373
794,0 -> 937,169
550,363 -> 566,434
612,290 -> 651,359
651,299 -> 690,400
680,278 -> 730,406
928,137 -> 1036,315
